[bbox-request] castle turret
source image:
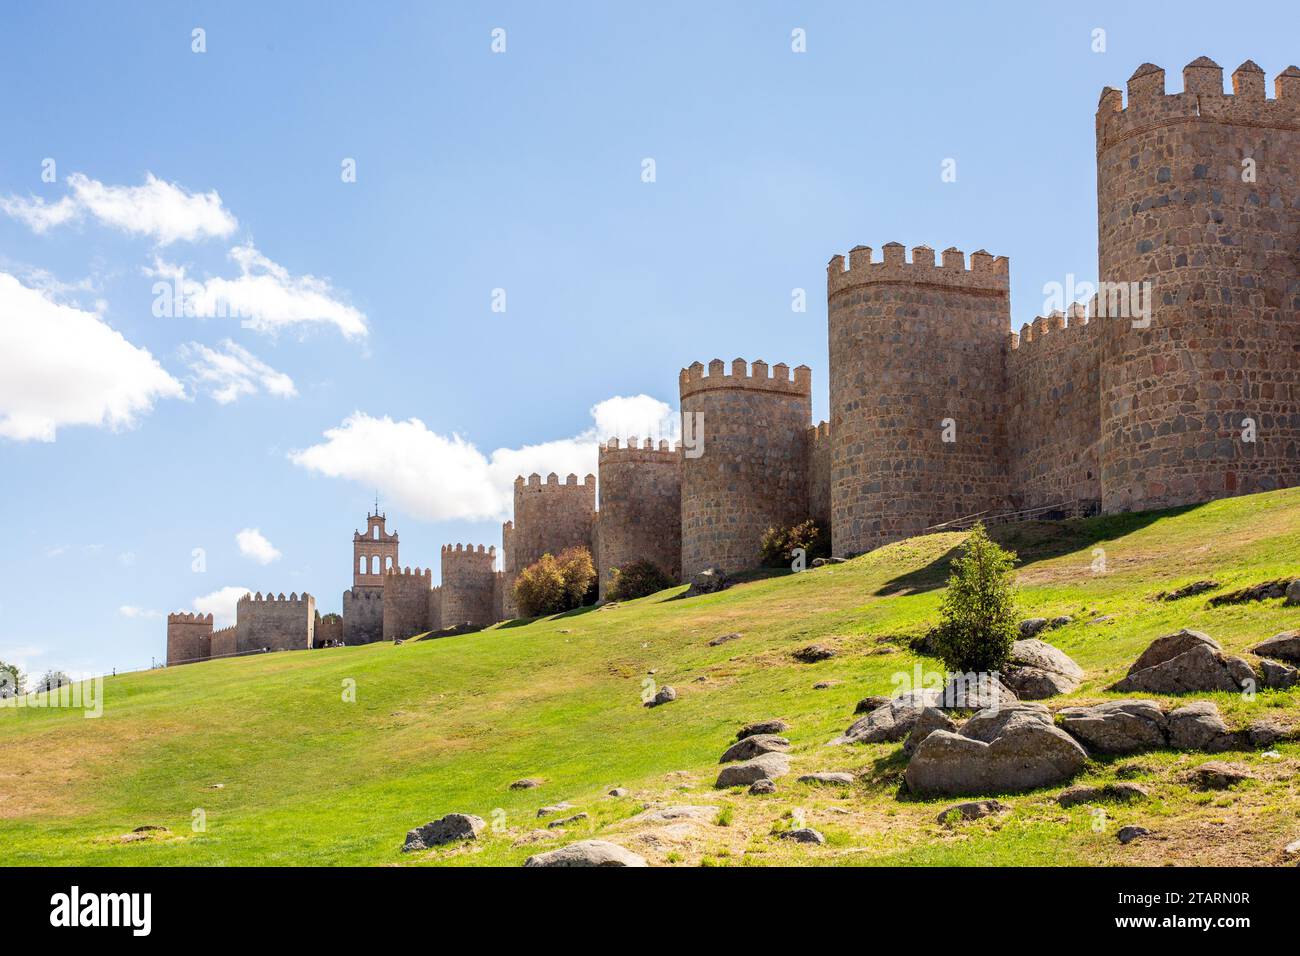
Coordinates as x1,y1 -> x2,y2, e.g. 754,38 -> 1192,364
679,358 -> 813,577
440,544 -> 498,629
827,243 -> 1011,554
166,612 -> 213,666
381,567 -> 440,642
1096,58 -> 1300,512
503,473 -> 596,616
596,438 -> 682,598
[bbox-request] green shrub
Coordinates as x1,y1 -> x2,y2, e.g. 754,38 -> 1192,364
759,519 -> 829,568
513,546 -> 597,617
932,523 -> 1019,674
607,559 -> 675,601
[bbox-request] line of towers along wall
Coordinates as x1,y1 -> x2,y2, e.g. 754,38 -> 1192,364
169,56 -> 1300,665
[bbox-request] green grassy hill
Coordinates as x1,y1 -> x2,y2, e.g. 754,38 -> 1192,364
4,490 -> 1300,866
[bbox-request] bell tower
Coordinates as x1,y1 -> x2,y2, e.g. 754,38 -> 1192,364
352,498 -> 399,590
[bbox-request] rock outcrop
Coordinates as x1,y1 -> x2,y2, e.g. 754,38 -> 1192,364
904,704 -> 1087,796
523,840 -> 648,867
1002,638 -> 1085,699
1110,630 -> 1256,694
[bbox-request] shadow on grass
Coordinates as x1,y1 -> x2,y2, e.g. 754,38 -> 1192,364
873,504 -> 1200,598
662,566 -> 792,601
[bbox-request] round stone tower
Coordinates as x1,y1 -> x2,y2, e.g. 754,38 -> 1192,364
679,358 -> 812,578
596,437 -> 682,598
826,243 -> 1012,555
1096,58 -> 1300,512
503,473 -> 596,617
440,544 -> 497,629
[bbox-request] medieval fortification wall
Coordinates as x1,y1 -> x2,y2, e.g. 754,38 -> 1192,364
168,56 -> 1300,666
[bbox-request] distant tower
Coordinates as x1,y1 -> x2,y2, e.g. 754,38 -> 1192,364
441,544 -> 498,629
503,473 -> 596,616
1096,58 -> 1300,512
344,504 -> 398,645
679,358 -> 813,577
596,438 -> 682,599
352,503 -> 399,588
826,243 -> 1011,555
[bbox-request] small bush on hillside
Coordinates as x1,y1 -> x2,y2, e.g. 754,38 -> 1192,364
607,559 -> 675,601
759,519 -> 829,568
513,547 -> 597,617
932,523 -> 1019,675
0,660 -> 25,699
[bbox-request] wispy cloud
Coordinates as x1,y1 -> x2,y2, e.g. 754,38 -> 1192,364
149,243 -> 367,338
118,605 -> 163,620
1,172 -> 237,245
181,339 -> 297,404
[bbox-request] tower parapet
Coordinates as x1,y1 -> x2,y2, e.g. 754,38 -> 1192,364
504,472 -> 596,616
1095,57 -> 1300,512
381,567 -> 439,641
235,591 -> 316,653
827,243 -> 1012,554
597,437 -> 682,598
166,612 -> 213,666
441,544 -> 498,629
679,358 -> 813,577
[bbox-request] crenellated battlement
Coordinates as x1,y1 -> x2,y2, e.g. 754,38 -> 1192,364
599,436 -> 681,462
384,566 -> 433,580
238,591 -> 314,606
827,242 -> 1010,298
514,472 -> 597,491
441,542 -> 497,562
167,611 -> 212,624
678,358 -> 812,400
808,420 -> 830,444
1097,58 -> 1300,149
1008,303 -> 1097,352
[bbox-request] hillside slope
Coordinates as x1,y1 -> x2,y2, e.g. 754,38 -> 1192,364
3,490 -> 1300,866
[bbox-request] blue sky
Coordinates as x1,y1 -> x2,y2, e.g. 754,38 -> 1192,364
1,1 -> 1296,677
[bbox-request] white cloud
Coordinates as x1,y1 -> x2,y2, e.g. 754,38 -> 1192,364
289,395 -> 676,522
182,339 -> 297,404
1,172 -> 238,245
151,243 -> 367,338
118,605 -> 163,620
193,586 -> 250,629
0,272 -> 184,441
236,528 -> 282,565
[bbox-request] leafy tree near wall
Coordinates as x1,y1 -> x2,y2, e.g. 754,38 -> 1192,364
759,519 -> 830,568
513,547 -> 597,617
932,523 -> 1020,674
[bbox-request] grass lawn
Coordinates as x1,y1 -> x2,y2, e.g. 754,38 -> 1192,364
3,488 -> 1299,866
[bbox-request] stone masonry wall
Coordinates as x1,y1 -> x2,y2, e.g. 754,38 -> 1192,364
596,438 -> 682,598
343,587 -> 384,645
381,567 -> 438,641
807,421 -> 832,532
504,474 -> 596,616
679,359 -> 813,578
1006,304 -> 1103,511
210,625 -> 238,659
827,243 -> 1012,555
441,544 -> 498,629
166,613 -> 212,666
314,614 -> 343,647
236,592 -> 315,653
1096,58 -> 1300,512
